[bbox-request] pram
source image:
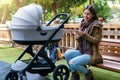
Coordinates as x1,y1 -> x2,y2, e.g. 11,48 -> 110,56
5,4 -> 70,80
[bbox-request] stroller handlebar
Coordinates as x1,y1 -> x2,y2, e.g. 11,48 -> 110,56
37,13 -> 70,31
46,13 -> 70,28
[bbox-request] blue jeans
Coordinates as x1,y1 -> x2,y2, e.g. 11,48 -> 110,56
63,49 -> 90,74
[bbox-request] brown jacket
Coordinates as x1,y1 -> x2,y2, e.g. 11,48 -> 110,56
78,20 -> 103,65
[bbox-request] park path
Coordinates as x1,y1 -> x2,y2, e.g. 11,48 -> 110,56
0,61 -> 51,80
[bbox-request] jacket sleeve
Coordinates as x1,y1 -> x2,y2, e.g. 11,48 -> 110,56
83,26 -> 102,45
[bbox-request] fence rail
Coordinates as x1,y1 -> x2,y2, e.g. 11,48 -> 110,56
0,23 -> 120,49
0,24 -> 11,42
59,23 -> 120,52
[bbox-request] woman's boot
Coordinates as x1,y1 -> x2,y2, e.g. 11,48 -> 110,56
70,71 -> 80,80
85,70 -> 94,80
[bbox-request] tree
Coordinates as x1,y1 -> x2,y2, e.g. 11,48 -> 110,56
13,0 -> 29,10
37,0 -> 67,16
93,0 -> 111,21
36,0 -> 87,16
0,0 -> 9,24
34,0 -> 88,22
0,0 -> 28,24
89,0 -> 94,4
1,4 -> 9,24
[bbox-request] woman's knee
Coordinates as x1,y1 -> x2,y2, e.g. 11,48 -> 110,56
69,54 -> 90,68
63,50 -> 73,58
64,50 -> 80,58
69,59 -> 78,69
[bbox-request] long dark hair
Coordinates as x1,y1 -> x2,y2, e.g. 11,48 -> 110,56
84,5 -> 98,20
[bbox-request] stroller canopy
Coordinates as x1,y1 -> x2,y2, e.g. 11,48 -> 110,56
9,4 -> 69,45
11,4 -> 42,28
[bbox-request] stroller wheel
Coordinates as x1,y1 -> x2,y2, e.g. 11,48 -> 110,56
53,64 -> 69,80
5,71 -> 18,80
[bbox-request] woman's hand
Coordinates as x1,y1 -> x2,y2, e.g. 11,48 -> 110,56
73,30 -> 86,38
78,30 -> 86,36
72,31 -> 79,39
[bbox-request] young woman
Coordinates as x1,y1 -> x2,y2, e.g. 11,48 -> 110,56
63,5 -> 103,80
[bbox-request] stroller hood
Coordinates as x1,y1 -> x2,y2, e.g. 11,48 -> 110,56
11,4 -> 42,28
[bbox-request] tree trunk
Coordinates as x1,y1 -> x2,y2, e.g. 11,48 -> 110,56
0,4 -> 9,24
52,3 -> 57,16
13,0 -> 28,10
89,0 -> 94,4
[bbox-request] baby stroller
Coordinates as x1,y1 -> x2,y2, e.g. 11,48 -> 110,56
5,4 -> 70,80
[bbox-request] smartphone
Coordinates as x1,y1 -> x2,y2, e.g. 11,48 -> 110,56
73,30 -> 79,34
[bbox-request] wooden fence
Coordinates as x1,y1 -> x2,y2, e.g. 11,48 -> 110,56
0,24 -> 11,42
59,23 -> 120,52
0,23 -> 120,49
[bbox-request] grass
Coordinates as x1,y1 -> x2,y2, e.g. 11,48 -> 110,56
0,46 -> 120,80
0,46 -> 23,63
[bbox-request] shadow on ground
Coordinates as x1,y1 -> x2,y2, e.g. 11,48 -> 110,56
0,61 -> 51,80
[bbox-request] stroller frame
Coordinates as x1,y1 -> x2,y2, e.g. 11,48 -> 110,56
5,13 -> 70,80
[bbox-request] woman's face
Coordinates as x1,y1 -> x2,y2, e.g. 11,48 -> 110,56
83,9 -> 94,22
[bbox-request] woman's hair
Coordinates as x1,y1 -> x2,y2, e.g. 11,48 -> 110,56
84,5 -> 98,19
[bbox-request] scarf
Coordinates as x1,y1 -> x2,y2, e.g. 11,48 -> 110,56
78,18 -> 97,54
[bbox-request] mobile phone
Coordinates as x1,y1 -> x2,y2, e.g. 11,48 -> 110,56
73,30 -> 79,34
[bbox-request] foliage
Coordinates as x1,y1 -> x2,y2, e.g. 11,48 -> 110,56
93,0 -> 111,21
0,0 -> 15,20
26,0 -> 88,21
7,4 -> 16,20
70,6 -> 84,18
0,0 -> 115,22
0,5 -> 4,19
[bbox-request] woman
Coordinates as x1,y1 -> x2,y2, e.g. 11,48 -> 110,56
63,5 -> 103,80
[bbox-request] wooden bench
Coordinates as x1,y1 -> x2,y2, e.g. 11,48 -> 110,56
94,39 -> 120,73
60,26 -> 120,73
60,39 -> 120,73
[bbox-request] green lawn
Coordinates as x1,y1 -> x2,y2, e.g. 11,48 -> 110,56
0,46 -> 120,80
0,46 -> 23,63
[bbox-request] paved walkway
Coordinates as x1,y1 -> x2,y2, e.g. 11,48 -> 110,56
0,61 -> 51,80
0,61 -> 10,80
